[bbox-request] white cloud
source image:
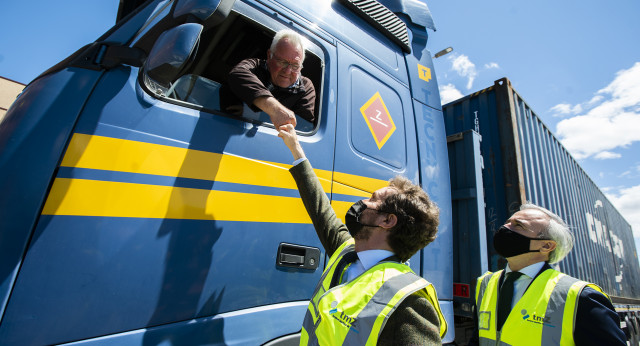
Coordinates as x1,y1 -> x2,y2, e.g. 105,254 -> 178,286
484,62 -> 500,69
556,62 -> 640,159
439,83 -> 464,105
606,184 -> 640,264
619,171 -> 631,178
588,94 -> 604,106
549,103 -> 583,117
550,103 -> 572,115
594,151 -> 621,160
449,54 -> 477,90
617,164 -> 640,178
606,184 -> 640,239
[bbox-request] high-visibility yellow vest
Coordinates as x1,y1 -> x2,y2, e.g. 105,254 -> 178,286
300,239 -> 447,345
475,268 -> 608,345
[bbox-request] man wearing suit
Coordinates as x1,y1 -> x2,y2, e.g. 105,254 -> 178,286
277,124 -> 447,345
474,203 -> 626,345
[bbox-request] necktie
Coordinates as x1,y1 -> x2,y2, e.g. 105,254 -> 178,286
330,251 -> 358,287
497,271 -> 523,331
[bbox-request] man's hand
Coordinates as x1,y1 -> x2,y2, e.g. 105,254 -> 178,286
270,103 -> 297,129
253,96 -> 297,129
278,124 -> 305,160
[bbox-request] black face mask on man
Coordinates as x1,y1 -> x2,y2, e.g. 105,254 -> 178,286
345,200 -> 380,239
493,226 -> 550,258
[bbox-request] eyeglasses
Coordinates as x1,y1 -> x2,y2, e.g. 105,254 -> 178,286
272,56 -> 302,72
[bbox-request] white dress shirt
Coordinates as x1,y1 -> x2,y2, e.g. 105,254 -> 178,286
293,157 -> 307,166
504,262 -> 545,308
344,249 -> 395,283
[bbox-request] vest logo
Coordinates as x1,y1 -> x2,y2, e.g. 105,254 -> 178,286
329,308 -> 359,333
521,309 -> 556,328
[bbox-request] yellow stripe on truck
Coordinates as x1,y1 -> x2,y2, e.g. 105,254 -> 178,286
62,133 -> 333,191
44,133 -> 389,221
42,178 -> 312,222
332,171 -> 388,197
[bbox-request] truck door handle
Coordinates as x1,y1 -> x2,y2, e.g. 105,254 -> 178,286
280,253 -> 305,265
277,243 -> 320,270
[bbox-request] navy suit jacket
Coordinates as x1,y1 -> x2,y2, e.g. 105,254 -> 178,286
536,263 -> 626,345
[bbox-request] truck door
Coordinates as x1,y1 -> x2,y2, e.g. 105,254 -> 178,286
332,41 -> 421,267
0,2 -> 336,345
332,28 -> 455,341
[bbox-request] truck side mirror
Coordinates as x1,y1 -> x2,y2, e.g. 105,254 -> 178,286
132,0 -> 234,58
143,23 -> 203,88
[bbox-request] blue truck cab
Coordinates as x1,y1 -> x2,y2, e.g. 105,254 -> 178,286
0,0 -> 453,344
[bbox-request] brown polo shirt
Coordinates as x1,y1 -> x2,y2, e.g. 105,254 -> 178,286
227,58 -> 316,123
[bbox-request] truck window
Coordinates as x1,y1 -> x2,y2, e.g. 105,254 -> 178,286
141,11 -> 323,133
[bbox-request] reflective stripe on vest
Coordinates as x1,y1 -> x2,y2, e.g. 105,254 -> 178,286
475,268 -> 607,346
302,240 -> 356,346
301,239 -> 447,345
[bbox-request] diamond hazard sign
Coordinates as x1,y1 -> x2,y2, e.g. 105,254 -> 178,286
360,92 -> 396,149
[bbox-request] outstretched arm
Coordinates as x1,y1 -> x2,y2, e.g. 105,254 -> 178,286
278,124 -> 305,160
278,124 -> 350,256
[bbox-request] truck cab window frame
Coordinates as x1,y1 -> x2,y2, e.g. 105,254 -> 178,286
140,9 -> 324,134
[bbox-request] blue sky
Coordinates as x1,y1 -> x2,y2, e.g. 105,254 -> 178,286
427,0 -> 640,263
0,1 -> 119,84
0,1 -> 638,261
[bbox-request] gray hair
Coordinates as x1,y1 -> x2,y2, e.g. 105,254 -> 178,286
270,29 -> 306,61
520,203 -> 574,264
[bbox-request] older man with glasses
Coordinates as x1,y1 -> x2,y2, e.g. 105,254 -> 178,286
227,29 -> 316,128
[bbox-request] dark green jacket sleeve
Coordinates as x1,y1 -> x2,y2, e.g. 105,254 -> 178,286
289,159 -> 350,257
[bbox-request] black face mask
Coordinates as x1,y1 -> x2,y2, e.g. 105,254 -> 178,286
493,226 -> 546,258
345,200 -> 379,239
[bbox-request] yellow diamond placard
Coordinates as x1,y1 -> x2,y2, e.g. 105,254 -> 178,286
360,92 -> 396,149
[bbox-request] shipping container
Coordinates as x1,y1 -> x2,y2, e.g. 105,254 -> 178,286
444,77 -> 640,342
